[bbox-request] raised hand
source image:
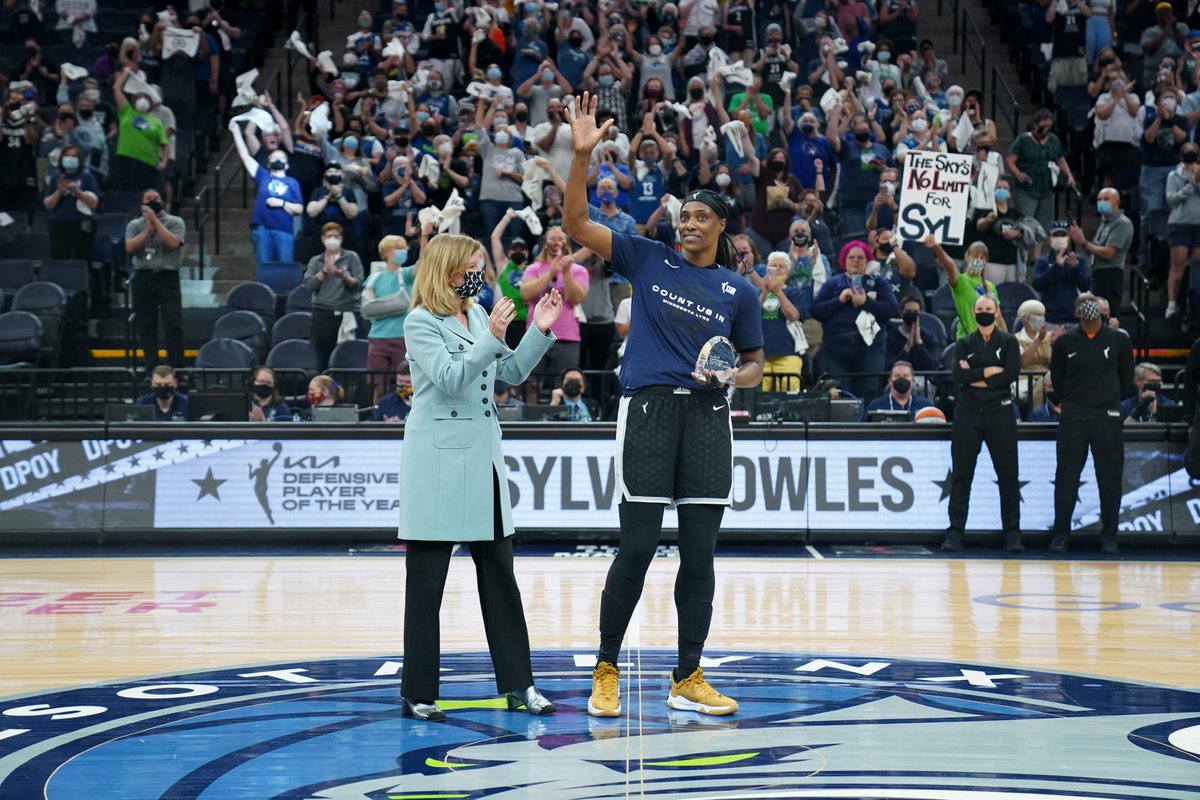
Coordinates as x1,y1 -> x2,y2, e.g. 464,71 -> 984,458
531,288 -> 564,333
565,93 -> 614,158
489,296 -> 517,340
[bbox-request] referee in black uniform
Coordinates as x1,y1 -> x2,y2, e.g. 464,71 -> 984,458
943,294 -> 1023,553
1049,293 -> 1134,555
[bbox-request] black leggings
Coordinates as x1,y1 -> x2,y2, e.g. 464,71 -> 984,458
598,500 -> 724,677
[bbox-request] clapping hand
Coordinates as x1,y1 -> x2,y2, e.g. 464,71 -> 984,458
489,296 -> 518,340
531,288 -> 564,333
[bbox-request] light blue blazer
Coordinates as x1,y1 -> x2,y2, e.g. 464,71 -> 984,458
398,303 -> 555,542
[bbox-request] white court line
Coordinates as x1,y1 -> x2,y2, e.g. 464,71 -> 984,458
805,545 -> 824,560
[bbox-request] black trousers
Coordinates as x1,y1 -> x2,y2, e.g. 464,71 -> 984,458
1091,268 -> 1124,317
948,400 -> 1021,534
48,218 -> 95,261
401,473 -> 534,701
131,270 -> 183,371
1053,415 -> 1124,540
117,155 -> 162,193
310,308 -> 343,371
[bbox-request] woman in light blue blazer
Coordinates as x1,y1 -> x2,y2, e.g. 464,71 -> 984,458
398,232 -> 563,722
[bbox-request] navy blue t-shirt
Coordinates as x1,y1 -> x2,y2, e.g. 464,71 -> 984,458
610,232 -> 763,390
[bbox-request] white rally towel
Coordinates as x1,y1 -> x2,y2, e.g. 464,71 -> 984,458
387,80 -> 408,104
717,59 -> 753,86
335,310 -> 358,343
418,189 -> 467,233
664,194 -> 682,228
316,50 -> 339,76
231,68 -> 259,108
856,310 -> 881,347
779,71 -> 797,93
667,101 -> 692,120
61,62 -> 88,82
382,37 -> 406,59
417,153 -> 440,184
521,158 -> 547,207
230,107 -> 275,130
819,87 -> 842,116
720,120 -> 747,158
471,6 -> 492,26
466,81 -> 490,99
705,45 -> 731,85
787,319 -> 810,356
288,30 -> 314,61
952,112 -> 976,154
517,206 -> 543,237
123,72 -> 161,106
163,26 -> 201,59
308,102 -> 333,137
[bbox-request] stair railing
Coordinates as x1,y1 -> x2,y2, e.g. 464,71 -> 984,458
962,8 -> 987,89
991,65 -> 1020,141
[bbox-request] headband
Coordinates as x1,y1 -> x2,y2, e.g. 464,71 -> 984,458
682,190 -> 729,221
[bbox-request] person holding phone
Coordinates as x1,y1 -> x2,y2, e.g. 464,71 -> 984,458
810,240 -> 899,400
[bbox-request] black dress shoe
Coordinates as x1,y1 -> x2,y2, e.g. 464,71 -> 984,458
1004,531 -> 1024,553
402,697 -> 446,722
506,686 -> 556,715
1048,533 -> 1069,554
1100,537 -> 1120,556
940,529 -> 963,552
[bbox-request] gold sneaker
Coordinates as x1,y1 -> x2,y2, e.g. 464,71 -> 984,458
588,661 -> 621,717
667,667 -> 738,715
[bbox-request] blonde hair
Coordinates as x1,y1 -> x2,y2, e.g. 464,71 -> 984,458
965,241 -> 989,260
411,234 -> 482,316
310,374 -> 345,402
378,235 -> 408,258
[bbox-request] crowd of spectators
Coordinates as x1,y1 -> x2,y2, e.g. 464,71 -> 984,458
1,0 -> 1189,427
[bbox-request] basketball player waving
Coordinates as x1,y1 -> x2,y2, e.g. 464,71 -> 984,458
562,93 -> 765,718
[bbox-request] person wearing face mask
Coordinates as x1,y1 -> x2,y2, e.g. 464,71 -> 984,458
811,240 -> 900,400
229,118 -> 305,265
970,176 -> 1026,283
43,145 -> 100,261
373,360 -> 414,422
491,222 -> 535,350
126,188 -> 186,372
363,235 -> 417,402
752,23 -> 799,106
782,103 -> 834,192
866,169 -> 902,232
748,147 -> 804,255
113,68 -> 169,191
877,0 -> 919,56
60,85 -> 111,180
380,155 -> 424,238
308,163 -> 362,243
416,70 -> 460,134
870,228 -> 917,300
756,252 -> 808,393
1049,293 -> 1134,555
1004,109 -> 1075,233
516,60 -> 572,128
1045,0 -> 1089,92
584,63 -> 630,133
1140,3 -> 1190,88
828,108 -> 894,236
422,0 -> 464,89
549,366 -> 600,420
1033,220 -> 1093,324
1026,373 -> 1063,421
299,375 -> 344,420
475,95 -> 530,242
886,294 -> 942,371
1134,83 -> 1188,266
1014,299 -> 1058,408
398,233 -> 562,723
943,293 -> 1022,553
629,35 -> 681,103
1163,141 -> 1200,319
557,28 -> 593,89
246,367 -> 292,422
303,222 -> 364,370
864,360 -> 932,420
927,235 -> 1007,338
134,365 -> 190,421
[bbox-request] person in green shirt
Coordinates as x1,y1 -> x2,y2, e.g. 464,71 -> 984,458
491,209 -> 532,349
926,234 -> 1007,339
113,67 -> 168,192
363,235 -> 417,402
726,72 -> 775,138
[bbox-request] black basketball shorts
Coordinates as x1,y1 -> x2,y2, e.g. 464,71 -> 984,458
615,386 -> 733,505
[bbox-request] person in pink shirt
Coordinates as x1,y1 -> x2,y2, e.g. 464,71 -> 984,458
519,226 -> 590,399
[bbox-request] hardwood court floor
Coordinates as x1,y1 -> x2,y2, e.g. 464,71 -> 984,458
1,554 -> 1199,800
1,554 -> 1196,695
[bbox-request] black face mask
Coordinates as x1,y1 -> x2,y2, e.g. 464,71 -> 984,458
515,110 -> 528,122
800,123 -> 815,135
396,135 -> 410,148
510,250 -> 528,265
145,199 -> 163,215
78,108 -> 93,120
771,160 -> 787,172
892,377 -> 912,394
325,173 -> 342,185
563,379 -> 583,398
791,234 -> 809,247
422,123 -> 437,136
152,385 -> 174,400
689,87 -> 704,100
569,37 -> 583,48
901,309 -> 919,326
699,35 -> 714,45
975,311 -> 995,327
269,159 -> 287,171
878,242 -> 894,255
1046,390 -> 1061,405
1185,152 -> 1199,164
252,384 -> 275,399
855,131 -> 871,143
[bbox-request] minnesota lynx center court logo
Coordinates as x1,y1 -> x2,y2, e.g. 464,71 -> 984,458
1,651 -> 1199,799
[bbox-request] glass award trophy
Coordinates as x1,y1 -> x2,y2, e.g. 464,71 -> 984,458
693,336 -> 738,386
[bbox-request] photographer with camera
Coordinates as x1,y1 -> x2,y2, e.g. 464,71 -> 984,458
1120,362 -> 1176,423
